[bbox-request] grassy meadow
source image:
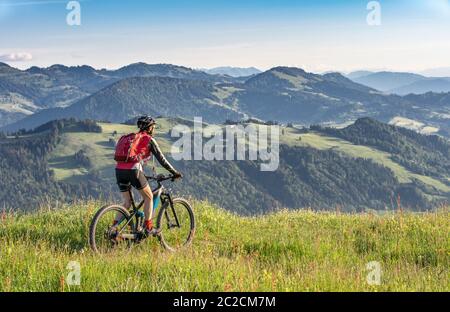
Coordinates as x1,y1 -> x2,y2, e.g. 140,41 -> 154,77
47,120 -> 450,196
0,201 -> 448,292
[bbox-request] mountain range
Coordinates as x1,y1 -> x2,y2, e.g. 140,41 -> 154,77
347,71 -> 450,95
201,66 -> 262,77
1,63 -> 449,138
0,62 -> 240,127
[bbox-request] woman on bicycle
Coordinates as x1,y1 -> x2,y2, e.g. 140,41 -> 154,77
114,115 -> 182,236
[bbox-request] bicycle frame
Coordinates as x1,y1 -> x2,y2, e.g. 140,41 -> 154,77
116,178 -> 181,239
128,185 -> 164,213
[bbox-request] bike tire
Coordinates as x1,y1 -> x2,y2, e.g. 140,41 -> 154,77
156,198 -> 195,252
89,204 -> 134,254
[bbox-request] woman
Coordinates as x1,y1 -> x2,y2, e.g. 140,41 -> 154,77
114,115 -> 182,236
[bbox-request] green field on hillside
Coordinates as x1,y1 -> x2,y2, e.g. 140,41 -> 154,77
281,127 -> 450,193
48,120 -> 175,183
0,201 -> 448,291
48,120 -> 450,196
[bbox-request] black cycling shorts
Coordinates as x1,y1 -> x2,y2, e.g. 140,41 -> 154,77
115,169 -> 149,192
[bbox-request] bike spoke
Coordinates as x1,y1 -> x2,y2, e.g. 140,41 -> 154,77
160,200 -> 193,250
93,208 -> 134,253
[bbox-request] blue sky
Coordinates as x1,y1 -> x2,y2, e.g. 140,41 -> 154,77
0,0 -> 449,73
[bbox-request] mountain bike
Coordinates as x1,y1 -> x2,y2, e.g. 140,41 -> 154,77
89,174 -> 195,253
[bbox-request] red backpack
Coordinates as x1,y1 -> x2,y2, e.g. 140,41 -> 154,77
114,132 -> 151,163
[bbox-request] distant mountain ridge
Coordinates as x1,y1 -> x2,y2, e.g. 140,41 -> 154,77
391,78 -> 450,95
202,66 -> 262,77
0,62 -> 240,127
345,70 -> 374,80
3,66 -> 387,131
347,71 -> 450,95
1,76 -> 245,130
1,64 -> 449,138
349,71 -> 425,92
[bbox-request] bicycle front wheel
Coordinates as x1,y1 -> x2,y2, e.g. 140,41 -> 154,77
156,198 -> 195,252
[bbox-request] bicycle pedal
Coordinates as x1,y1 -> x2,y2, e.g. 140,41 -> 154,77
144,228 -> 161,237
152,229 -> 162,237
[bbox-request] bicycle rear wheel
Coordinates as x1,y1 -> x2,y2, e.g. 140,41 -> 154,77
89,205 -> 135,254
156,198 -> 195,252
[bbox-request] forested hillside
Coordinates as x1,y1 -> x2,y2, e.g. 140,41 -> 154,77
1,118 -> 448,213
172,146 -> 428,214
0,62 -> 238,128
3,66 -> 449,138
0,119 -> 105,208
313,118 -> 449,181
1,77 -> 245,131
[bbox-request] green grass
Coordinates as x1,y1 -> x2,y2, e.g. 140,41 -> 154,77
48,120 -> 450,195
48,120 -> 174,182
272,69 -> 309,90
281,127 -> 450,193
0,201 -> 448,292
213,86 -> 244,102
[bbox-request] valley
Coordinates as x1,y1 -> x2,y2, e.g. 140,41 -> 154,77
47,119 -> 450,196
1,117 -> 444,213
0,63 -> 449,214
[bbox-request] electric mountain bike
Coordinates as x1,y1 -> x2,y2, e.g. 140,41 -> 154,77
89,174 -> 195,253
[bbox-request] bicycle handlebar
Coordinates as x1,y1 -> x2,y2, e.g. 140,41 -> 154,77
145,174 -> 179,183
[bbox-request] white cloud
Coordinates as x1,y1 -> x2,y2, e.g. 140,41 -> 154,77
0,52 -> 33,62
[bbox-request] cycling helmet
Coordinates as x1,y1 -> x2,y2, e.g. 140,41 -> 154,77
137,115 -> 156,131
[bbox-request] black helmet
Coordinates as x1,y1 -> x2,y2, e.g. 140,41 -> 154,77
137,115 -> 156,131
